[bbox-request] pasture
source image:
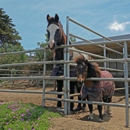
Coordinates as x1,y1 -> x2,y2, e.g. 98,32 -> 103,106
0,86 -> 129,130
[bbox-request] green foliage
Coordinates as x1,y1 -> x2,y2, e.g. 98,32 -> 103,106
0,102 -> 61,130
70,36 -> 76,42
0,8 -> 21,46
0,43 -> 27,73
34,34 -> 53,70
35,42 -> 53,61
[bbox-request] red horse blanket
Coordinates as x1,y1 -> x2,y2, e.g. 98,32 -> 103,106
80,71 -> 115,102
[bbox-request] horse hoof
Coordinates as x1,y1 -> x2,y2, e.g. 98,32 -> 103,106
108,112 -> 112,116
99,118 -> 104,122
88,116 -> 93,120
88,115 -> 93,120
56,107 -> 63,112
104,112 -> 108,115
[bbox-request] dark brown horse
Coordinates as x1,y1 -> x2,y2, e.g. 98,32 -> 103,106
46,14 -> 90,111
74,55 -> 115,121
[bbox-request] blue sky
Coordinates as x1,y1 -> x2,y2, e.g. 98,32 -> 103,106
0,0 -> 130,50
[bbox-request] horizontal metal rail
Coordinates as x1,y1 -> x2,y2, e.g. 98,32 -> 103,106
44,97 -> 129,108
0,89 -> 63,95
45,91 -> 63,95
97,44 -> 124,55
69,63 -> 124,72
67,39 -> 130,47
0,76 -> 43,80
0,76 -> 129,82
0,68 -> 40,72
69,47 -> 110,59
65,99 -> 129,108
0,61 -> 44,67
0,39 -> 129,58
64,77 -> 130,82
90,58 -> 130,62
0,48 -> 45,56
70,33 -> 124,55
0,89 -> 43,94
100,67 -> 124,72
115,86 -> 130,91
1,88 -> 128,94
69,17 -> 124,47
1,58 -> 129,68
44,76 -> 130,82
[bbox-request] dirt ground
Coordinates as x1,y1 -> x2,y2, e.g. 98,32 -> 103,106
0,87 -> 130,130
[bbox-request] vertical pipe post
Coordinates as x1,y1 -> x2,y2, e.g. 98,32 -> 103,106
63,16 -> 69,115
63,46 -> 67,114
11,69 -> 13,88
42,48 -> 46,107
66,16 -> 70,114
103,43 -> 106,69
123,41 -> 129,127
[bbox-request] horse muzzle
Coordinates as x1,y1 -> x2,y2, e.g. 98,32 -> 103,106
48,43 -> 55,50
77,81 -> 83,87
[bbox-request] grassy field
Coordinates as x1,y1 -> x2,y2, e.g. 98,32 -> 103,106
0,102 -> 61,130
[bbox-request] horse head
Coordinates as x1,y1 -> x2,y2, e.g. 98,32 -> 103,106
74,55 -> 89,86
46,14 -> 66,50
74,55 -> 101,87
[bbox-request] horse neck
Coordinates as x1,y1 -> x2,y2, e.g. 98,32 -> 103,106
55,31 -> 66,61
55,48 -> 64,60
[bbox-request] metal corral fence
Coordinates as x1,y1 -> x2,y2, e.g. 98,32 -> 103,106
0,16 -> 130,127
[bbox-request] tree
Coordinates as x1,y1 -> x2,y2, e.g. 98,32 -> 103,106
70,36 -> 76,42
0,43 -> 28,75
0,8 -> 21,46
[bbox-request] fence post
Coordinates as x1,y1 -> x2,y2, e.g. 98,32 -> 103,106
123,41 -> 129,127
66,16 -> 70,114
42,48 -> 46,107
10,69 -> 13,88
103,38 -> 106,70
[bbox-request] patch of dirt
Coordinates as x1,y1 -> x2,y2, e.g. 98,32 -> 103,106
0,87 -> 130,130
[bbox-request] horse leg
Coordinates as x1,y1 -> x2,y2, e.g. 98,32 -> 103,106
75,85 -> 86,111
75,85 -> 82,110
107,97 -> 112,115
70,81 -> 75,111
97,105 -> 103,121
88,104 -> 93,120
57,80 -> 63,108
103,97 -> 112,115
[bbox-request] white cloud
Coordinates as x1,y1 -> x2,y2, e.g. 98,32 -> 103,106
108,21 -> 130,31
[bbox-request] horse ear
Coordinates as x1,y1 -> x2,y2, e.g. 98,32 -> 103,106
55,14 -> 59,22
46,14 -> 50,21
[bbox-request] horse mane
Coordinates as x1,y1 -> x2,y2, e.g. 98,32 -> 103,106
74,55 -> 101,79
46,14 -> 67,45
74,54 -> 85,64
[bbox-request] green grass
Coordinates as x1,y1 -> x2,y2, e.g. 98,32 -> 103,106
0,102 -> 61,130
